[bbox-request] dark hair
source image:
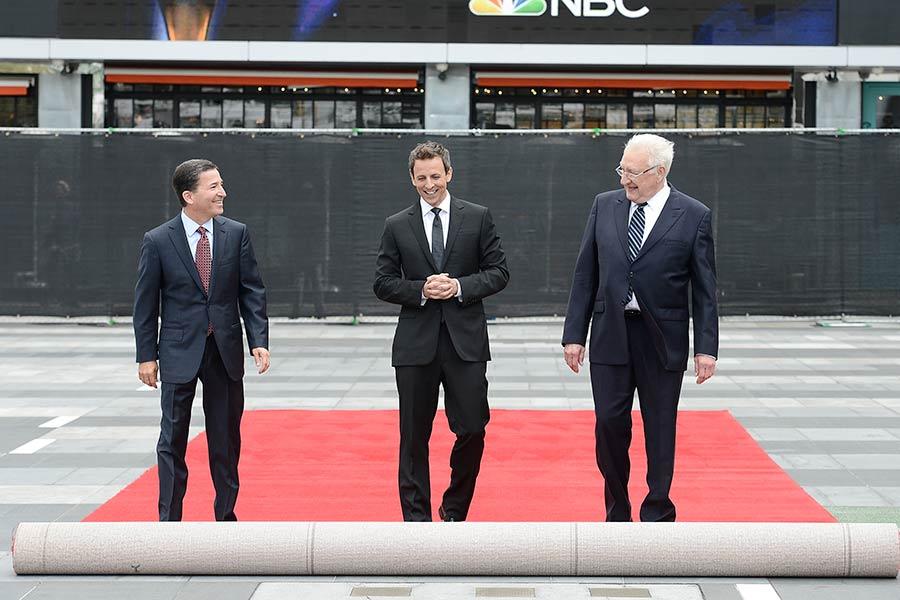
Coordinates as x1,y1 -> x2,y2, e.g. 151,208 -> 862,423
172,159 -> 218,207
408,141 -> 451,174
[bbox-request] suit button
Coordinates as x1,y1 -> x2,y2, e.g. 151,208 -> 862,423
629,272 -> 634,279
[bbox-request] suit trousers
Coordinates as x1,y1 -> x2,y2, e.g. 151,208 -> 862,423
395,323 -> 490,522
589,313 -> 684,522
157,335 -> 244,521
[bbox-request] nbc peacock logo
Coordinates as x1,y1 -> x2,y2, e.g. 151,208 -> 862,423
469,0 -> 547,17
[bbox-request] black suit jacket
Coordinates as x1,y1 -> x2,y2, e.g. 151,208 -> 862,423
374,197 -> 509,366
562,186 -> 718,371
133,215 -> 268,384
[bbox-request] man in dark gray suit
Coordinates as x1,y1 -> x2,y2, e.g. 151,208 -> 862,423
375,141 -> 509,522
134,159 -> 269,521
562,134 -> 718,522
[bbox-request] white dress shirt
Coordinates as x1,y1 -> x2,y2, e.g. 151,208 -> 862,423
625,182 -> 670,310
181,211 -> 214,260
419,193 -> 462,303
421,195 -> 450,249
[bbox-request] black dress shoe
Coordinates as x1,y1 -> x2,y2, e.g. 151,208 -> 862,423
438,506 -> 455,522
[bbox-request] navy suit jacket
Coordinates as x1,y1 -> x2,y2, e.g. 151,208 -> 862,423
374,197 -> 509,366
562,186 -> 718,371
133,215 -> 268,384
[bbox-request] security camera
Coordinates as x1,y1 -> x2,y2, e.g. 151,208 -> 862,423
435,63 -> 449,81
825,68 -> 838,82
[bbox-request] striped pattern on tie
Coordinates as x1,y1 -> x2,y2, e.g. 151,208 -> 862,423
627,203 -> 647,262
624,202 -> 647,306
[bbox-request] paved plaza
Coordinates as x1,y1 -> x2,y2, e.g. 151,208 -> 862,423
0,318 -> 898,599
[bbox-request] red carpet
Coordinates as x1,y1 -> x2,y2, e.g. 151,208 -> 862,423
85,410 -> 835,522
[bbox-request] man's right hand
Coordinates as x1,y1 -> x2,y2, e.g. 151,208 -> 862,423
423,274 -> 455,300
138,360 -> 159,389
563,344 -> 586,374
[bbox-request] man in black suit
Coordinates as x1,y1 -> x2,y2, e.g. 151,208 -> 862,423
562,134 -> 718,522
374,141 -> 509,522
134,159 -> 269,521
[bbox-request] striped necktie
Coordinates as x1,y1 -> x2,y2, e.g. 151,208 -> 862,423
627,202 -> 647,262
624,202 -> 647,305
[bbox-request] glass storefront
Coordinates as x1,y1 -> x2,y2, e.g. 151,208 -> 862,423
0,81 -> 38,127
472,86 -> 791,129
106,83 -> 425,129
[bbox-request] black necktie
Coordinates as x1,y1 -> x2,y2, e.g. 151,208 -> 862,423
624,202 -> 647,305
431,207 -> 444,270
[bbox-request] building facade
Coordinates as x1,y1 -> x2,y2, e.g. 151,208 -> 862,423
1,0 -> 899,130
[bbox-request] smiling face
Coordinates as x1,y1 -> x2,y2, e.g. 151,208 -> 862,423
183,168 -> 226,223
619,146 -> 666,204
410,156 -> 452,207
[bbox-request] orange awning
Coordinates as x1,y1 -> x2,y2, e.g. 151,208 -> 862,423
475,71 -> 791,91
0,78 -> 33,96
105,68 -> 420,89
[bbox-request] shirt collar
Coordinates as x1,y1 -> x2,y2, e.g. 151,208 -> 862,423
632,181 -> 670,212
420,193 -> 451,217
181,211 -> 214,236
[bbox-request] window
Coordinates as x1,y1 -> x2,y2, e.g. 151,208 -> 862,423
335,101 -> 356,128
113,99 -> 133,127
495,103 -> 515,128
244,99 -> 265,128
516,104 -> 536,129
293,100 -> 313,128
562,103 -> 584,128
223,100 -> 242,128
202,99 -> 222,127
271,101 -> 291,128
154,100 -> 174,127
542,104 -> 562,128
180,101 -> 200,128
134,99 -> 153,128
314,100 -> 335,128
471,83 -> 790,129
104,80 -> 425,129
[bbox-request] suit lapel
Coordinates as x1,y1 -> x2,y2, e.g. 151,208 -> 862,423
406,203 -> 438,272
634,187 -> 686,263
167,215 -> 206,296
614,194 -> 631,261
442,197 -> 465,264
207,217 -> 227,299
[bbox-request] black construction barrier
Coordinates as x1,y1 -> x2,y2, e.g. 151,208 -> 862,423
1,130 -> 898,317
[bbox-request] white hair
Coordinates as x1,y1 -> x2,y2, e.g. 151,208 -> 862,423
624,134 -> 675,173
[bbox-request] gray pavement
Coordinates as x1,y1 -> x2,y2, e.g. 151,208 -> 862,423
0,318 -> 898,599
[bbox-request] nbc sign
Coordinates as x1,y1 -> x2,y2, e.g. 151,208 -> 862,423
469,0 -> 650,18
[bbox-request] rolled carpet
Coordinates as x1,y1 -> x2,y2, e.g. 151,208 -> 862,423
12,522 -> 899,577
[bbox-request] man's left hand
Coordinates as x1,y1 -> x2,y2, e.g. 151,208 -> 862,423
252,347 -> 270,374
694,354 -> 716,384
427,274 -> 458,300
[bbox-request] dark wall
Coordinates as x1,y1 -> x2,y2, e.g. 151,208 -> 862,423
1,131 -> 898,317
0,0 -> 57,37
839,0 -> 900,45
14,1 -> 837,45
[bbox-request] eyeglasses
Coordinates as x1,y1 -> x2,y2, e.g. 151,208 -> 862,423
615,165 -> 659,180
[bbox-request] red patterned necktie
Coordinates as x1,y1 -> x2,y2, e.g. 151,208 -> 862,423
196,226 -> 213,334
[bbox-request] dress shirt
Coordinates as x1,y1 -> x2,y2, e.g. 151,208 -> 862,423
181,211 -> 214,260
419,193 -> 462,303
625,183 -> 669,311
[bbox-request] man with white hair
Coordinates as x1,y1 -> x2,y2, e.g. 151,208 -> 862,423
561,134 -> 718,522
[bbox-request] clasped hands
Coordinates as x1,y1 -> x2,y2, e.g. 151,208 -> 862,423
423,273 -> 459,301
